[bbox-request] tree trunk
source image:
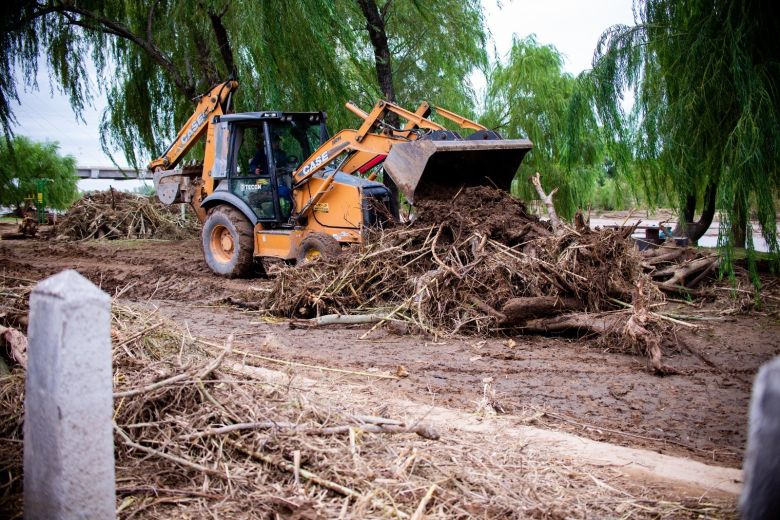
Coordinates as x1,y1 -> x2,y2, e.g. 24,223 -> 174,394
209,10 -> 236,79
190,23 -> 220,86
731,188 -> 747,248
356,0 -> 399,203
673,192 -> 696,237
356,0 -> 397,107
673,181 -> 717,244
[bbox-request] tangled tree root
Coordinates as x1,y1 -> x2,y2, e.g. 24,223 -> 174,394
256,186 -> 684,369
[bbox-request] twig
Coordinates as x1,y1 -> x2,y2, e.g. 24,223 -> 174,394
196,334 -> 233,379
115,424 -> 229,479
115,321 -> 164,347
608,298 -> 698,328
411,483 -> 439,520
114,335 -> 232,398
430,224 -> 462,279
225,438 -> 410,519
542,411 -> 707,452
181,419 -> 439,440
115,486 -> 224,500
359,275 -> 441,340
195,338 -> 399,379
113,368 -> 193,398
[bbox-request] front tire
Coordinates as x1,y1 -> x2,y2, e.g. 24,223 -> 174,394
202,206 -> 254,278
296,233 -> 342,265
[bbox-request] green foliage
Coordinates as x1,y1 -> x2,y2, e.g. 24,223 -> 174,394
483,36 -> 607,218
584,0 -> 780,255
380,0 -> 487,117
2,1 -> 487,168
0,136 -> 78,210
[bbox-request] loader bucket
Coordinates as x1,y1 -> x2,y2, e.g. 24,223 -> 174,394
383,138 -> 533,204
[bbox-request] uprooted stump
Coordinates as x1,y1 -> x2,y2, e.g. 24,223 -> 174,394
645,247 -> 719,291
258,186 -> 676,371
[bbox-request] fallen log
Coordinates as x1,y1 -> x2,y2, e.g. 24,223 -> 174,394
470,297 -> 507,322
640,243 -> 681,259
290,313 -> 389,327
222,297 -> 263,310
685,258 -> 718,288
655,256 -> 718,288
0,233 -> 28,240
519,312 -> 622,336
521,310 -> 668,373
643,247 -> 686,266
499,296 -> 582,325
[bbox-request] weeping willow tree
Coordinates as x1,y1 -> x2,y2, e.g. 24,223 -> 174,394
583,0 -> 780,263
1,1 -> 487,168
353,0 -> 487,118
482,35 -> 611,218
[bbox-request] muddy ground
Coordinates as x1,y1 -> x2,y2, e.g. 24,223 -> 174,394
2,230 -> 778,470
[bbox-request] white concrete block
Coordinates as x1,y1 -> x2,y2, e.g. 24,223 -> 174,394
24,270 -> 115,519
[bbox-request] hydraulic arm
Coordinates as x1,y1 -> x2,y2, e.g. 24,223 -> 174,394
148,80 -> 238,172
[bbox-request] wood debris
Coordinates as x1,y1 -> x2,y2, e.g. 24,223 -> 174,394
257,185 -> 721,371
57,190 -> 198,240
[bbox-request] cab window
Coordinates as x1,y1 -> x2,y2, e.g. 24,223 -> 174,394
234,126 -> 267,177
229,125 -> 275,220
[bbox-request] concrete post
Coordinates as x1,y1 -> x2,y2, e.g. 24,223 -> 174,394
741,356 -> 780,520
24,270 -> 115,519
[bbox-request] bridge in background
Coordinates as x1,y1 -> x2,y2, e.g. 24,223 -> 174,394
76,166 -> 149,180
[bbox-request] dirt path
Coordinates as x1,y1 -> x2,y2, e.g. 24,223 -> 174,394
155,300 -> 771,468
217,358 -> 742,498
2,236 -> 777,470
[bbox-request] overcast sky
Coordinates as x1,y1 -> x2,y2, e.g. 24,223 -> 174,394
11,0 -> 635,172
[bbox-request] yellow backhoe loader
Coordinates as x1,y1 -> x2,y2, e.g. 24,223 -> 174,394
149,80 -> 532,277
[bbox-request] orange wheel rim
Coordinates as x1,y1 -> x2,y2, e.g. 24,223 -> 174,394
305,249 -> 321,261
210,225 -> 234,263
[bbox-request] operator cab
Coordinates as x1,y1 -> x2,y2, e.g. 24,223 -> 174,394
214,111 -> 327,227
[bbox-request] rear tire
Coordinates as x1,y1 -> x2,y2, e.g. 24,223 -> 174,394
202,205 -> 254,278
296,233 -> 342,265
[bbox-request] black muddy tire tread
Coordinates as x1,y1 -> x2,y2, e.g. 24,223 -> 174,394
202,205 -> 254,278
296,233 -> 342,264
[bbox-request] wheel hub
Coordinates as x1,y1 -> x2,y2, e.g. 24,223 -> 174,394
210,225 -> 235,263
221,234 -> 234,251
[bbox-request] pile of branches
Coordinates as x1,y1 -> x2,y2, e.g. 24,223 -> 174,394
58,190 -> 198,240
0,297 -> 730,518
261,185 -> 721,372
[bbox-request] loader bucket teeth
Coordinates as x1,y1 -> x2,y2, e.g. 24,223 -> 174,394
382,138 -> 533,204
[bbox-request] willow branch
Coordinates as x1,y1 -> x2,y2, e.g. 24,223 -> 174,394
50,2 -> 195,97
530,172 -> 561,232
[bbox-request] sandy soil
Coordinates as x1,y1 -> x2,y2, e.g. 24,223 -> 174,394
2,232 -> 778,471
